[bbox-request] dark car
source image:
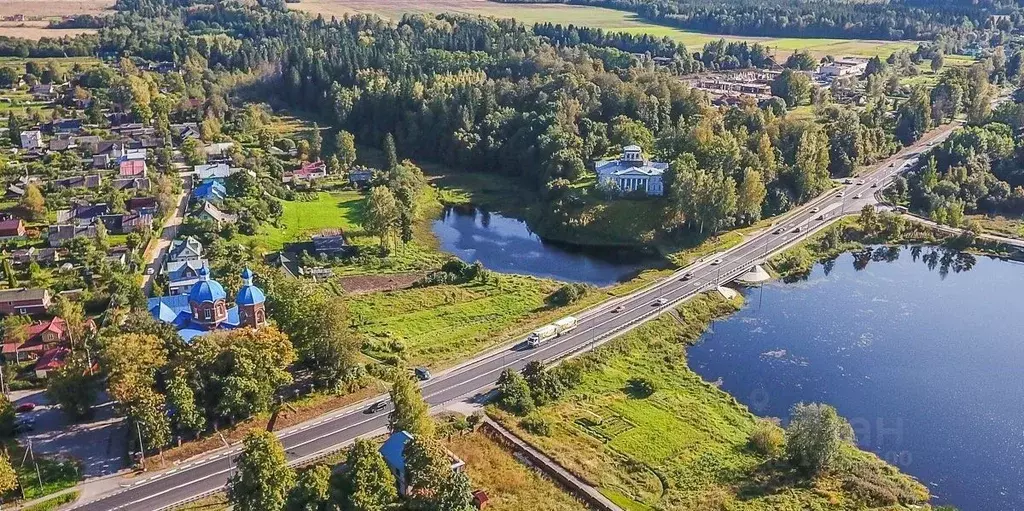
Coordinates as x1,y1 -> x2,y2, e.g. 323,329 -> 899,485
414,367 -> 432,381
15,403 -> 35,413
366,401 -> 387,414
611,305 -> 624,313
680,272 -> 693,281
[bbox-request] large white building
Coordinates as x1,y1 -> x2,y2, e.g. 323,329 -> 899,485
594,145 -> 668,196
820,57 -> 868,78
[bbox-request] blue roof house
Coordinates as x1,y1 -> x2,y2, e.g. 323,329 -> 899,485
379,431 -> 465,496
192,180 -> 227,204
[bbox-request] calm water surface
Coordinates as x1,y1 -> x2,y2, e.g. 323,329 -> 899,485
432,206 -> 656,285
689,246 -> 1024,511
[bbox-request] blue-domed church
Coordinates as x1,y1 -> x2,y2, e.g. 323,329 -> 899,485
147,267 -> 267,342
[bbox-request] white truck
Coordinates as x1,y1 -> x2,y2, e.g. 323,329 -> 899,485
527,316 -> 579,348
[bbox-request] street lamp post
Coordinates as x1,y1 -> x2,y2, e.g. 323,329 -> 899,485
136,421 -> 146,471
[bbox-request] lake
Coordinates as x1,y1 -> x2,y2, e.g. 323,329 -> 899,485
432,206 -> 656,286
688,246 -> 1024,511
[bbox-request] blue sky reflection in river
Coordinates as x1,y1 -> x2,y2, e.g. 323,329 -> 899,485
688,246 -> 1024,511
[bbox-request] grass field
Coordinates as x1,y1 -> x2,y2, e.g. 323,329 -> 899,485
347,273 -> 563,367
291,0 -> 920,59
490,292 -> 930,510
0,0 -> 112,39
447,431 -> 588,511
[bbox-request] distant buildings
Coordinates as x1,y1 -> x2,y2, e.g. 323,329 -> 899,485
820,57 -> 869,78
283,160 -> 327,184
20,130 -> 42,150
594,145 -> 668,196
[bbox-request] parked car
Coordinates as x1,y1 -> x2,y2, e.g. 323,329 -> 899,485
414,367 -> 432,381
15,403 -> 35,413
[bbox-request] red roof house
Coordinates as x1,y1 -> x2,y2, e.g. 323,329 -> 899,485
282,160 -> 327,184
119,159 -> 147,177
0,219 -> 25,239
34,347 -> 69,378
3,317 -> 67,358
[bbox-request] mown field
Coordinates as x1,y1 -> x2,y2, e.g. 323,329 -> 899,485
0,0 -> 112,39
290,0 -> 920,59
490,292 -> 930,510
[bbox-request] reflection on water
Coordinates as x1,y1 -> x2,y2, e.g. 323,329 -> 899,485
689,246 -> 1022,511
431,206 -> 658,286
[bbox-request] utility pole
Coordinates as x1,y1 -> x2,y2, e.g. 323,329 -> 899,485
137,421 -> 146,471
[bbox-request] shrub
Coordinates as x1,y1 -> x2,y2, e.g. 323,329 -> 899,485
625,377 -> 657,398
546,282 -> 592,306
749,418 -> 786,458
519,414 -> 551,436
785,402 -> 855,475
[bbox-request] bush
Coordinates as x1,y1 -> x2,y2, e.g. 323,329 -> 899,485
415,259 -> 487,287
546,282 -> 592,307
749,418 -> 786,458
625,377 -> 657,398
519,414 -> 551,436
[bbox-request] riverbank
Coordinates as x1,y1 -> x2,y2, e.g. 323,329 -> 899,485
489,292 -> 931,510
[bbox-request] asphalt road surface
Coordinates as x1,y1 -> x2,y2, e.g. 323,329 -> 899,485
71,120 -> 964,511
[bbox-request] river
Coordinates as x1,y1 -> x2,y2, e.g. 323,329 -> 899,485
688,246 -> 1024,511
432,205 -> 656,286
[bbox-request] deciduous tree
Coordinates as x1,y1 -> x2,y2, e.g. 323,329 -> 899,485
785,402 -> 854,475
388,374 -> 434,438
335,438 -> 397,511
229,430 -> 296,511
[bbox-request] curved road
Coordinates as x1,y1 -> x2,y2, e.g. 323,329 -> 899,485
73,120 -> 965,511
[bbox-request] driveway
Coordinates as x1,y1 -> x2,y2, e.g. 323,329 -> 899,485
141,180 -> 190,296
11,389 -> 127,478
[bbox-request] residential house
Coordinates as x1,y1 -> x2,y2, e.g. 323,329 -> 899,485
112,177 -> 151,191
164,259 -> 207,295
119,159 -> 147,178
43,119 -> 83,135
55,174 -> 102,190
47,224 -> 97,247
168,237 -> 204,264
92,154 -> 111,169
312,230 -> 351,256
34,347 -> 69,378
172,123 -> 200,140
193,163 -> 232,182
127,197 -> 158,214
105,246 -> 130,266
48,135 -> 78,152
72,135 -> 102,150
121,147 -> 147,161
204,142 -> 234,160
197,201 -> 237,226
594,145 -> 668,196
349,167 -> 375,188
99,211 -> 153,234
58,203 -> 109,225
379,431 -> 465,495
282,160 -> 327,184
2,317 -> 69,359
192,180 -> 227,204
10,247 -> 59,267
20,130 -> 42,150
4,185 -> 24,200
0,288 -> 52,315
30,84 -> 56,101
0,219 -> 25,240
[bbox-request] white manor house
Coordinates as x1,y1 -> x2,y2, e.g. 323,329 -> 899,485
594,145 -> 668,196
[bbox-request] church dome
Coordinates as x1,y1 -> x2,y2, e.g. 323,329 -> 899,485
189,266 -> 226,303
235,267 -> 266,306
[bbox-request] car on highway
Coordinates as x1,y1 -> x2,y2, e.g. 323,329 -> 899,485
843,178 -> 853,184
792,226 -> 802,233
680,272 -> 693,281
857,180 -> 865,185
817,214 -> 827,220
15,403 -> 35,413
890,162 -> 895,167
810,207 -> 820,213
854,193 -> 862,199
145,267 -> 155,275
414,367 -> 432,381
611,305 -> 624,313
871,182 -> 879,188
653,298 -> 668,306
835,192 -> 844,198
710,258 -> 723,265
366,401 -> 387,414
773,227 -> 784,234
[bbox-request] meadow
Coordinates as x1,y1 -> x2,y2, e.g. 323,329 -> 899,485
447,430 -> 588,511
290,0 -> 920,59
0,1 -> 113,39
490,292 -> 930,510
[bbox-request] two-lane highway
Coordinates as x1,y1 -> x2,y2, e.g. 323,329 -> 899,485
73,120 -> 967,511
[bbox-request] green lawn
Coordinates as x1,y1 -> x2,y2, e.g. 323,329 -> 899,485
491,292 -> 930,510
347,274 -> 564,367
240,191 -> 364,251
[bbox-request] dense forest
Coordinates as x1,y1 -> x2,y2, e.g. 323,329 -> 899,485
495,0 -> 1020,43
80,0 -> 1014,242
